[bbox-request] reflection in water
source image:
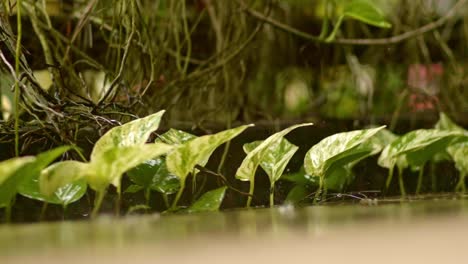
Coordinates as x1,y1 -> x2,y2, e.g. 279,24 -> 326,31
1,197 -> 468,261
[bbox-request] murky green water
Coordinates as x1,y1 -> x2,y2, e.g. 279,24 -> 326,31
1,196 -> 468,263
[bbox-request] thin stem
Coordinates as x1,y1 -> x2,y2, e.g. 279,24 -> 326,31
314,176 -> 324,204
114,188 -> 121,217
456,172 -> 466,193
269,184 -> 274,207
171,180 -> 186,210
398,167 -> 406,198
325,15 -> 344,42
217,141 -> 231,174
91,189 -> 107,219
39,202 -> 48,221
385,166 -> 395,193
144,188 -> 151,207
246,178 -> 255,208
4,202 -> 12,223
14,0 -> 23,157
415,164 -> 425,195
162,193 -> 170,209
318,0 -> 330,39
62,204 -> 68,221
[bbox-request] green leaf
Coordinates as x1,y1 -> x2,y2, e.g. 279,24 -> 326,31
435,112 -> 467,134
434,113 -> 468,174
281,166 -> 318,186
378,129 -> 466,169
87,143 -> 173,191
127,157 -> 180,194
305,126 -> 385,179
243,138 -> 299,185
0,156 -> 35,207
167,125 -> 252,182
450,142 -> 468,174
124,184 -> 145,194
39,161 -> 88,197
343,0 -> 391,28
236,123 -> 313,182
156,129 -> 197,145
186,186 -> 227,213
285,185 -> 309,204
91,110 -> 165,161
323,166 -> 352,191
19,172 -> 86,206
0,147 -> 71,207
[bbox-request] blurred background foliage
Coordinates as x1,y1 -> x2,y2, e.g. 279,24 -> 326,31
0,0 -> 467,155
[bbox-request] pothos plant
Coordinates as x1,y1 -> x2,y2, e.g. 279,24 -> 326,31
281,126 -> 386,204
126,126 -> 252,211
1,111 -> 467,221
0,146 -> 72,221
378,128 -> 466,196
236,123 -> 313,207
40,110 -> 174,218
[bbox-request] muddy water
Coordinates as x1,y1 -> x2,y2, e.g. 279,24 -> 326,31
1,197 -> 468,264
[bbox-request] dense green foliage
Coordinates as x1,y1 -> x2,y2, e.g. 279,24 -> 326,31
1,111 -> 466,222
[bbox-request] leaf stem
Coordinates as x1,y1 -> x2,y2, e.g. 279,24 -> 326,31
314,176 -> 324,204
456,172 -> 466,193
144,188 -> 151,206
415,164 -> 425,195
162,193 -> 170,209
246,177 -> 255,208
91,189 -> 107,219
171,180 -> 185,209
39,202 -> 48,221
385,166 -> 394,194
398,167 -> 406,198
269,184 -> 275,207
4,202 -> 12,223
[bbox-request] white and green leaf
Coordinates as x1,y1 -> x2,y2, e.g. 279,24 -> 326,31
91,110 -> 165,160
236,123 -> 312,182
243,137 -> 299,185
305,126 -> 385,178
167,124 -> 252,182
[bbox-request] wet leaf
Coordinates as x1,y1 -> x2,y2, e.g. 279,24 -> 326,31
236,123 -> 313,182
343,0 -> 391,28
378,129 -> 466,169
434,113 -> 468,174
285,185 -> 309,204
323,166 -> 352,191
88,143 -> 173,191
156,129 -> 197,145
281,167 -> 318,186
1,146 -> 71,207
186,186 -> 227,213
19,173 -> 86,206
39,161 -> 88,197
127,157 -> 180,194
124,184 -> 145,194
305,126 -> 385,179
167,125 -> 252,182
451,142 -> 468,175
0,156 -> 35,207
435,112 -> 467,134
91,110 -> 165,161
243,137 -> 299,186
